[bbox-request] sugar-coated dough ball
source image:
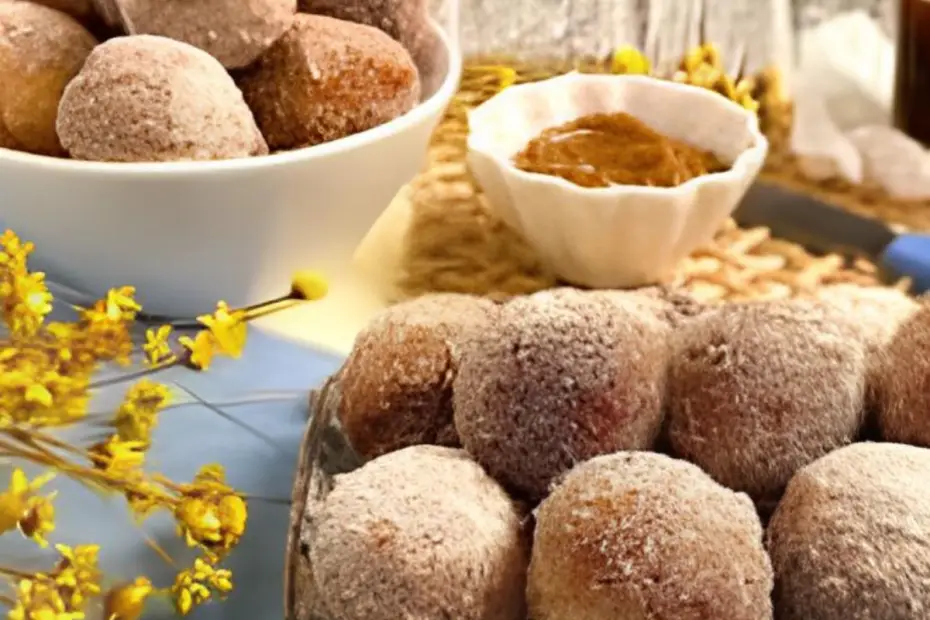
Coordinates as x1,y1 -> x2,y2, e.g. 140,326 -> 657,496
530,452 -> 773,620
299,0 -> 443,92
453,288 -> 668,502
767,442 -> 930,620
0,1 -> 96,156
666,301 -> 867,509
99,0 -> 296,69
875,301 -> 930,446
26,0 -> 95,23
57,35 -> 269,162
815,284 -> 918,352
238,14 -> 420,150
338,293 -> 498,460
306,445 -> 529,620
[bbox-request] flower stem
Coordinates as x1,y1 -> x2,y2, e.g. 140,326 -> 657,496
136,295 -> 293,329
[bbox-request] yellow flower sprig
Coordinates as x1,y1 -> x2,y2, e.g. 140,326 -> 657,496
0,229 -> 329,620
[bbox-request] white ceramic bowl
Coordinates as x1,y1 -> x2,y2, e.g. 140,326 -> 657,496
0,22 -> 462,317
467,73 -> 769,289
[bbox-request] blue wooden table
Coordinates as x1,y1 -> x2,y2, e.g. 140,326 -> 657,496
0,312 -> 344,619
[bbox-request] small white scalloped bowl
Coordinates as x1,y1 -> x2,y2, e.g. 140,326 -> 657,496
0,21 -> 461,318
467,72 -> 769,289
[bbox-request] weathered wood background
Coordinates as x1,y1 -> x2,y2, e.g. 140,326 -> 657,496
444,0 -> 894,74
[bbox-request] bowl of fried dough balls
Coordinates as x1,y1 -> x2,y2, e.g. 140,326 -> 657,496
287,283 -> 930,620
0,0 -> 460,316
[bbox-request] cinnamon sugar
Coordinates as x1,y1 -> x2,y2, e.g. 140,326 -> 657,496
105,0 -> 296,69
238,14 -> 420,150
666,300 -> 868,511
0,1 -> 96,156
530,452 -> 772,620
767,442 -> 930,619
337,293 -> 498,460
307,445 -> 529,620
452,288 -> 668,502
57,35 -> 268,162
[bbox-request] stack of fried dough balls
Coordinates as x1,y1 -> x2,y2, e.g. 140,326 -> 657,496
306,285 -> 930,620
0,0 -> 437,161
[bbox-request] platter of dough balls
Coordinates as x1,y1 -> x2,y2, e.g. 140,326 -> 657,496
0,0 -> 460,317
287,284 -> 930,620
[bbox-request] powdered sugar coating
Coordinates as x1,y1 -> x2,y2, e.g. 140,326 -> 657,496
453,288 -> 668,502
0,1 -> 96,156
666,300 -> 868,509
238,14 -> 420,150
338,293 -> 498,460
530,452 -> 773,620
105,0 -> 296,69
767,442 -> 930,620
875,301 -> 930,446
593,285 -> 709,329
307,445 -> 529,620
57,35 -> 268,162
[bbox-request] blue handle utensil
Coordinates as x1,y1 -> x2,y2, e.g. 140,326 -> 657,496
735,183 -> 930,294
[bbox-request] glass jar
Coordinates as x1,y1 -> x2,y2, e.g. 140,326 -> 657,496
893,0 -> 930,144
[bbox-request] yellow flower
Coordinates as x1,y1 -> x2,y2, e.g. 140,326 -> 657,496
112,380 -> 171,446
196,302 -> 246,359
0,469 -> 54,539
88,435 -> 146,474
290,270 -> 329,301
171,558 -> 233,616
611,45 -> 651,75
104,577 -> 153,620
179,330 -> 216,371
6,576 -> 82,620
19,493 -> 57,548
52,544 -> 102,610
174,465 -> 247,555
104,286 -> 141,321
142,325 -> 174,366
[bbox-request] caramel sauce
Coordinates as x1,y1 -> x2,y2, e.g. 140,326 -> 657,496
512,112 -> 727,189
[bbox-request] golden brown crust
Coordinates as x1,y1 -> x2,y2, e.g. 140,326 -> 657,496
766,442 -> 930,620
238,14 -> 420,150
529,452 -> 773,620
0,2 -> 97,156
307,445 -> 529,620
337,293 -> 498,460
453,288 -> 669,502
875,301 -> 930,446
666,300 -> 868,507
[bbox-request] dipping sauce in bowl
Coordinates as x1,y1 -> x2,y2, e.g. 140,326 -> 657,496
512,111 -> 727,189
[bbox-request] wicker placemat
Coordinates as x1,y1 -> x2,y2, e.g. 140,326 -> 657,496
396,62 -> 905,303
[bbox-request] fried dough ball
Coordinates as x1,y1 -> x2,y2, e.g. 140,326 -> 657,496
530,452 -> 773,620
238,14 -> 420,150
337,293 -> 498,460
767,442 -> 930,620
453,288 -> 668,502
666,301 -> 867,509
0,1 -> 96,156
298,0 -> 444,93
57,35 -> 268,162
875,300 -> 930,446
306,445 -> 529,620
96,0 -> 296,69
815,284 -> 918,352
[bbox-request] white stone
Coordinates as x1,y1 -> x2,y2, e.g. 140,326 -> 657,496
797,10 -> 895,130
847,125 -> 930,200
790,76 -> 863,183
